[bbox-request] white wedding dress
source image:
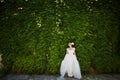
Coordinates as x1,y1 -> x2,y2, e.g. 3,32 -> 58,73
60,48 -> 82,79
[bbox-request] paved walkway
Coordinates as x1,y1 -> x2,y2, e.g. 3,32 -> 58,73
0,74 -> 120,80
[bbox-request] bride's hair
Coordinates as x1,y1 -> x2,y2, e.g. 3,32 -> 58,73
67,41 -> 75,48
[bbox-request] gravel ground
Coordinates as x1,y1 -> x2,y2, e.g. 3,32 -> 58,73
0,74 -> 120,80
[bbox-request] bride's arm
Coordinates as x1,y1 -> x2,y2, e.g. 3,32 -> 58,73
66,50 -> 68,54
73,49 -> 76,55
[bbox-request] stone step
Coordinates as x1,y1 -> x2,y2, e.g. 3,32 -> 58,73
0,74 -> 120,80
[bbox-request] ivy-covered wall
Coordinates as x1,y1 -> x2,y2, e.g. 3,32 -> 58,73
0,0 -> 120,74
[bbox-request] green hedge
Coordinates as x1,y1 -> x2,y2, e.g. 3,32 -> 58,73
13,54 -> 46,74
0,0 -> 120,74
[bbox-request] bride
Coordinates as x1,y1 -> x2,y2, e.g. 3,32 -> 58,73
59,42 -> 82,79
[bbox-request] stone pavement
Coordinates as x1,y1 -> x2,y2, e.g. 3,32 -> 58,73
0,74 -> 120,80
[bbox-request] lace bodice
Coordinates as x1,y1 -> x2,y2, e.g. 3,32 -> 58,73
67,48 -> 75,54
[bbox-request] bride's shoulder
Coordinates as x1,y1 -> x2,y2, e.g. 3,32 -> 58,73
73,47 -> 75,50
66,48 -> 75,50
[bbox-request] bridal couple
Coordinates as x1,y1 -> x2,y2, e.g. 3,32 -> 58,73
58,41 -> 82,80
